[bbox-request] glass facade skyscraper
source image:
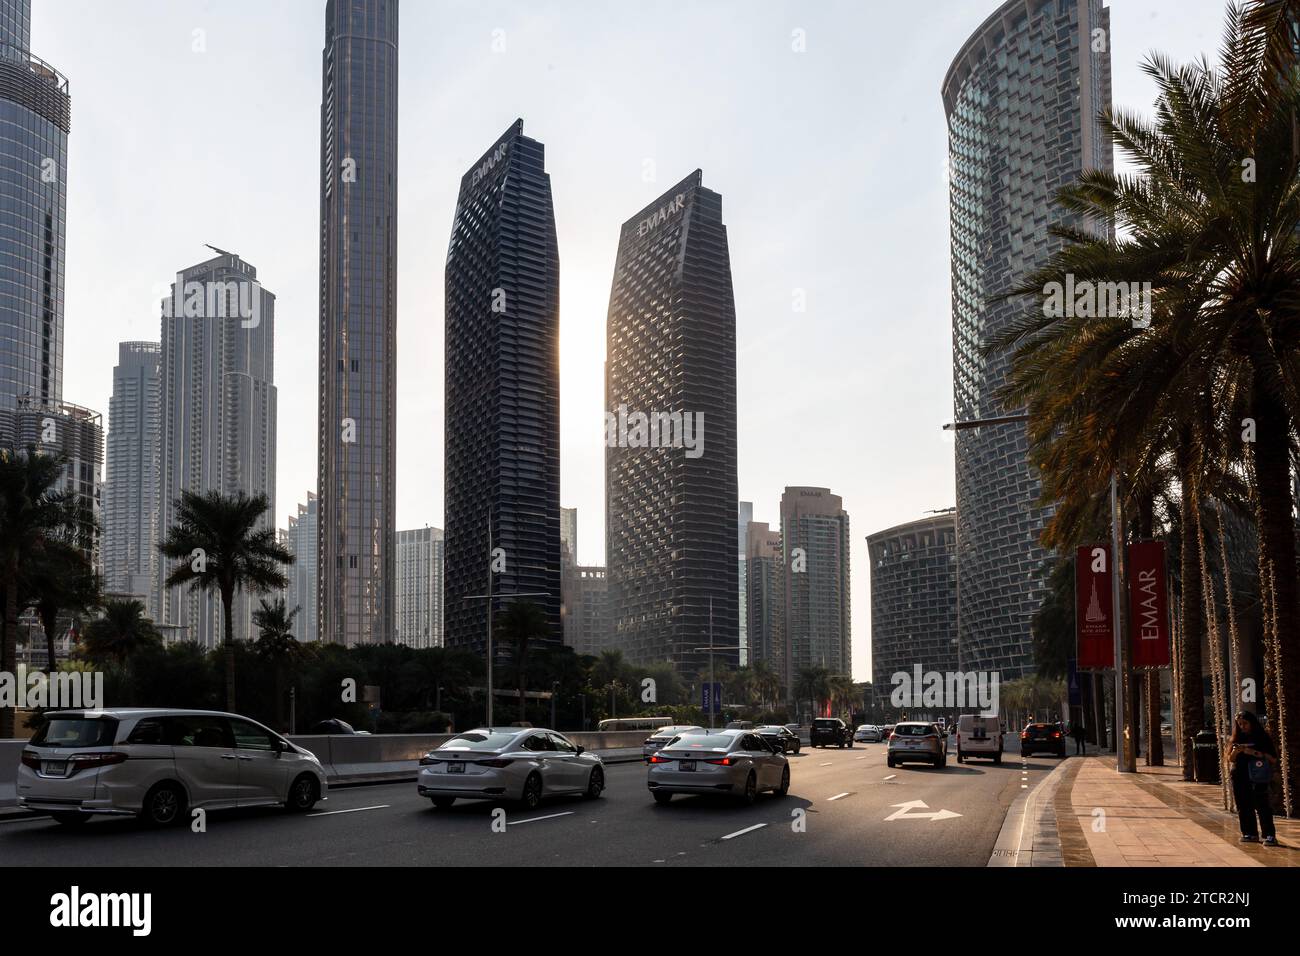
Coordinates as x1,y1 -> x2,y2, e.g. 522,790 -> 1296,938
780,487 -> 851,682
605,171 -> 738,678
0,0 -> 67,413
943,0 -> 1112,678
444,119 -> 562,654
317,0 -> 399,646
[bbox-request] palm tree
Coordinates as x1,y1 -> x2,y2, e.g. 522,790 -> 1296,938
24,537 -> 100,670
158,489 -> 291,712
253,597 -> 306,731
81,598 -> 163,667
750,660 -> 782,711
495,600 -> 548,724
0,448 -> 77,738
828,674 -> 859,720
794,665 -> 830,722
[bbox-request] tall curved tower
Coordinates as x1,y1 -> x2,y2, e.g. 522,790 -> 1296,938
317,0 -> 399,645
943,0 -> 1112,678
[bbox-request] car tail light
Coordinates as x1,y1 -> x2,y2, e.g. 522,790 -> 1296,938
20,751 -> 40,770
649,754 -> 673,763
69,752 -> 127,768
1052,731 -> 1061,738
419,755 -> 442,766
705,757 -> 734,766
1021,732 -> 1029,739
477,758 -> 514,768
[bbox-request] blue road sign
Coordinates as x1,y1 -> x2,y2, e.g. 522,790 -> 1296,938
701,682 -> 722,715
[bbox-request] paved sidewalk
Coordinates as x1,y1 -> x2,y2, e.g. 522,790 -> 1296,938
1056,756 -> 1300,867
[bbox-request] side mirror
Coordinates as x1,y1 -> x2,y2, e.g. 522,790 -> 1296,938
575,745 -> 585,755
273,738 -> 287,755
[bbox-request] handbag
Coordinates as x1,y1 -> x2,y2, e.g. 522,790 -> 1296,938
1248,755 -> 1273,785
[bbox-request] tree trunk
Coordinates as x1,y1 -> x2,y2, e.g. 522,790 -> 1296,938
222,585 -> 237,712
1,576 -> 17,739
1252,385 -> 1298,816
1146,670 -> 1164,765
41,605 -> 58,672
1177,440 -> 1206,780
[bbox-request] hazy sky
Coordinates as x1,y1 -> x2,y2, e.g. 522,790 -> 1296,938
35,0 -> 1228,680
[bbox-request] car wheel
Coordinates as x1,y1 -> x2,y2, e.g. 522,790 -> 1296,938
431,796 -> 456,809
776,765 -> 790,797
521,772 -> 543,810
653,791 -> 672,805
50,811 -> 89,827
140,782 -> 186,827
287,774 -> 319,812
741,772 -> 758,805
584,766 -> 605,799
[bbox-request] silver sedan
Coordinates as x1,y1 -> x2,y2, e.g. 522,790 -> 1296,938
417,728 -> 605,810
646,730 -> 789,805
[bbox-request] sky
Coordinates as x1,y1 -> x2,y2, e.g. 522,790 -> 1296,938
33,0 -> 1230,681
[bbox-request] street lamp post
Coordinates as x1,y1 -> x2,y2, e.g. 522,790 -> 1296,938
943,412 -> 1132,773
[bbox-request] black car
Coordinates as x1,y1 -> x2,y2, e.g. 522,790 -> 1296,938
1020,722 -> 1066,758
757,725 -> 801,754
810,717 -> 852,748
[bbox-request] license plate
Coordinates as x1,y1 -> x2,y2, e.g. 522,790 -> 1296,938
680,760 -> 696,772
447,762 -> 465,774
41,761 -> 66,776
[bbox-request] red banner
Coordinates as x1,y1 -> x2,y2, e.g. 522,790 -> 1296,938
1076,544 -> 1114,669
1128,541 -> 1170,667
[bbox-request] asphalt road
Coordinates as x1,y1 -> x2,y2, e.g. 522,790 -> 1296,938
0,743 -> 1064,866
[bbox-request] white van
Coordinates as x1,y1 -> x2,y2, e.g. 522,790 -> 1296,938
955,714 -> 1003,764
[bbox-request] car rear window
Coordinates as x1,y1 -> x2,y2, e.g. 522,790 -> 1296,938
813,720 -> 840,728
31,716 -> 119,748
893,724 -> 934,737
441,732 -> 519,751
1026,725 -> 1053,737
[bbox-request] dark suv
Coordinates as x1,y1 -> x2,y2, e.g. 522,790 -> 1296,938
810,718 -> 852,748
1020,722 -> 1066,758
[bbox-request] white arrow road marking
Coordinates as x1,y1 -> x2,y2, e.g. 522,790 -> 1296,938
507,811 -> 574,826
827,792 -> 853,801
885,800 -> 962,822
308,804 -> 390,817
721,822 -> 767,841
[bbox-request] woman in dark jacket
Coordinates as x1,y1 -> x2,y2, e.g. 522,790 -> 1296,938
1226,711 -> 1278,846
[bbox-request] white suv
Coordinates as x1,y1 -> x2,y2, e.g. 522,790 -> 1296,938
17,708 -> 328,826
955,713 -> 1003,764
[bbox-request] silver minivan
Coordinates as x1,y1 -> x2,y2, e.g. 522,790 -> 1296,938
17,708 -> 328,826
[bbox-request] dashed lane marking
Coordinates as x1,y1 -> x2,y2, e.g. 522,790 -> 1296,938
308,805 -> 390,817
721,823 -> 767,841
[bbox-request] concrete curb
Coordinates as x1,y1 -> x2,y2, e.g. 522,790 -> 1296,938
988,755 -> 1077,867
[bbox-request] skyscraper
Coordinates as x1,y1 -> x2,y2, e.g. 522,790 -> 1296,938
943,0 -> 1112,677
745,520 -> 784,682
560,507 -> 578,569
282,492 -> 319,642
738,500 -> 752,664
867,513 -> 958,698
157,252 -> 277,648
780,487 -> 851,681
317,0 -> 399,646
605,170 -> 739,677
0,0 -> 68,413
395,526 -> 444,649
104,342 -> 161,614
444,119 -> 562,654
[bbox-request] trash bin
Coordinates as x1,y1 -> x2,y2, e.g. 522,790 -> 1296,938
1191,730 -> 1220,784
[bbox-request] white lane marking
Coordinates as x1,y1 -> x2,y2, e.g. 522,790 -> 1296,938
721,822 -> 767,841
855,756 -> 868,760
308,804 -> 390,817
820,761 -> 833,766
827,792 -> 852,801
507,811 -> 574,826
883,774 -> 897,780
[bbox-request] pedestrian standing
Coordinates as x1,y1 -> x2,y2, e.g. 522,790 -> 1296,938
1227,711 -> 1279,846
1071,721 -> 1086,755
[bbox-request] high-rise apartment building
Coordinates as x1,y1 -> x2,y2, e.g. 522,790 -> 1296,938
317,0 -> 399,646
157,252 -> 276,648
395,526 -> 444,649
745,520 -> 784,683
780,487 -> 851,679
104,342 -> 161,613
282,492 -> 319,642
605,170 -> 739,677
944,0 -> 1112,677
444,119 -> 562,655
738,500 -> 752,665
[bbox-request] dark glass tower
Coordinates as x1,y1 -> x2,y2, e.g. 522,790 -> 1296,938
317,0 -> 398,646
444,119 -> 562,654
0,0 -> 68,412
605,171 -> 739,678
944,0 -> 1112,678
